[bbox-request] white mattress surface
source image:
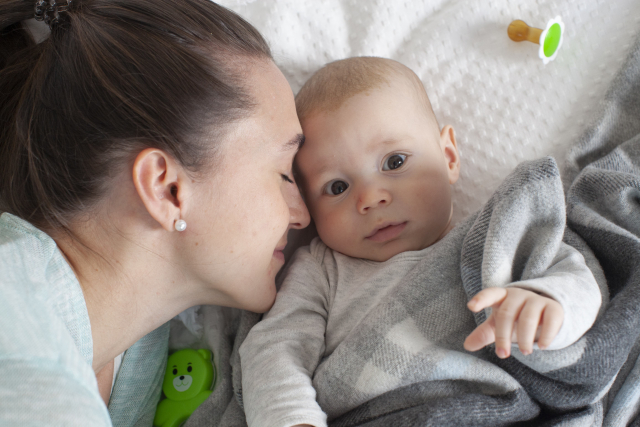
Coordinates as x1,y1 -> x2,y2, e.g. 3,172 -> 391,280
220,0 -> 640,224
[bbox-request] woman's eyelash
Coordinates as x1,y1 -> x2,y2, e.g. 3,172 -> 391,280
281,174 -> 294,183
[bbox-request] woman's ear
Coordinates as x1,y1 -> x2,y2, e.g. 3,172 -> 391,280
440,125 -> 461,185
132,148 -> 186,232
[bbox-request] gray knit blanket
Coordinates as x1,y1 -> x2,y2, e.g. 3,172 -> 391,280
182,34 -> 640,427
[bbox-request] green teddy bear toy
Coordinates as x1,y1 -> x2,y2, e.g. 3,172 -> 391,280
153,348 -> 217,427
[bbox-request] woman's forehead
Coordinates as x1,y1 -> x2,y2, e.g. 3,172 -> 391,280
210,61 -> 301,158
251,63 -> 301,137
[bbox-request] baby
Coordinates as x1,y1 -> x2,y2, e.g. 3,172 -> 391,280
239,57 -> 601,427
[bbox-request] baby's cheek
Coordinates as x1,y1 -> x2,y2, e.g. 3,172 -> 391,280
315,208 -> 353,250
413,175 -> 451,214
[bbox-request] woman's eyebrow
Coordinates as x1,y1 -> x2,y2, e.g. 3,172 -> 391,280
280,134 -> 305,152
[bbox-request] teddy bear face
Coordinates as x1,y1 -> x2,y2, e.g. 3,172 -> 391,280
162,348 -> 213,401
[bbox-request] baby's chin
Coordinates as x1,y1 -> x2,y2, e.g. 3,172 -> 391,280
320,223 -> 456,261
324,238 -> 425,262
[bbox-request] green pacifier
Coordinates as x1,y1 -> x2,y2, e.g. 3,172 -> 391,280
508,16 -> 565,65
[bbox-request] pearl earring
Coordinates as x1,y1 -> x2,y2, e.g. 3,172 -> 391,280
175,219 -> 187,232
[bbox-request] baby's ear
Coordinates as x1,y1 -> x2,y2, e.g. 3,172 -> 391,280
440,125 -> 461,185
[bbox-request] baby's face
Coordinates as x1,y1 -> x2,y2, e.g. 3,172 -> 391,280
296,78 -> 460,262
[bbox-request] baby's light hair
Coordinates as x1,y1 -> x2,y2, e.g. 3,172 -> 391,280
295,57 -> 438,127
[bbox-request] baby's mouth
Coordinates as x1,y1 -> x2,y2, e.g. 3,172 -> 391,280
365,222 -> 407,243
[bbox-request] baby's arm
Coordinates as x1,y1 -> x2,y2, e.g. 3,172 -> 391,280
464,242 -> 601,358
240,248 -> 330,427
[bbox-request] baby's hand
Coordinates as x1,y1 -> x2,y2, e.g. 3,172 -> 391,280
463,287 -> 563,358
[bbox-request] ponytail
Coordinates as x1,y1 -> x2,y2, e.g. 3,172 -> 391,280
0,1 -> 41,214
0,1 -> 36,70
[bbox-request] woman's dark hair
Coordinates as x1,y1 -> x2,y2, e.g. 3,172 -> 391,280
0,0 -> 272,231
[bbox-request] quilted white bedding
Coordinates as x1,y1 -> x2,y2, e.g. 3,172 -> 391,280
219,0 -> 640,224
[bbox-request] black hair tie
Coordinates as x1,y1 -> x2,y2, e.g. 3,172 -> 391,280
34,0 -> 72,30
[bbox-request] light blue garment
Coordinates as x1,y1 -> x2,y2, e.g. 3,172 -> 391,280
0,213 -> 169,426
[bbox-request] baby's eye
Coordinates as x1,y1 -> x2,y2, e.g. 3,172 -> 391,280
324,180 -> 349,196
382,154 -> 407,171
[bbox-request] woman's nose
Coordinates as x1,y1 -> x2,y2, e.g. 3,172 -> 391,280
356,186 -> 392,214
288,184 -> 310,230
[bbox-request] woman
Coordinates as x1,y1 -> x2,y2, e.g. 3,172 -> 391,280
0,0 -> 309,425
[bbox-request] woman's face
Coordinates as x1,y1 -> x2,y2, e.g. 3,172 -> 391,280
180,60 -> 309,313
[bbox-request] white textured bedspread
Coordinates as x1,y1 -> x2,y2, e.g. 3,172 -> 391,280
219,0 -> 640,224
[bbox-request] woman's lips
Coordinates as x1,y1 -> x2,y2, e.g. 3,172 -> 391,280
273,244 -> 286,263
365,222 -> 407,243
273,250 -> 285,262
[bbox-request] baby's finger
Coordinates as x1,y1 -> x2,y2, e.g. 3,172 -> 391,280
463,313 -> 496,352
493,294 -> 526,358
537,302 -> 564,349
516,299 -> 546,355
467,287 -> 508,313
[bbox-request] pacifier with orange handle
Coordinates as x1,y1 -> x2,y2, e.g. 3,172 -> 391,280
508,16 -> 565,65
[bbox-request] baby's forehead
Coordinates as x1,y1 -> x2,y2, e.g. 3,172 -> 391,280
295,57 -> 436,126
299,80 -> 434,145
296,108 -> 403,176
320,76 -> 426,118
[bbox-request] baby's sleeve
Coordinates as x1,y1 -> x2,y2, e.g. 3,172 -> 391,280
240,246 -> 330,427
506,241 -> 602,350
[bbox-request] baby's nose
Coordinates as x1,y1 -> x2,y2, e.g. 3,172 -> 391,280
357,187 -> 392,214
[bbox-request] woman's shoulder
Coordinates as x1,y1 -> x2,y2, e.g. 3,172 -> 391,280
0,214 -> 102,421
0,212 -> 93,364
0,213 -> 82,305
0,212 -> 60,282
